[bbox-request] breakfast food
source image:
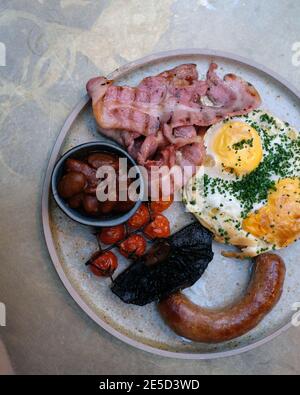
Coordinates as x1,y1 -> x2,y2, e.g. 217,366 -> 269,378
57,152 -> 135,217
111,223 -> 214,306
87,63 -> 261,192
119,235 -> 147,258
87,63 -> 261,136
87,250 -> 119,277
185,110 -> 300,258
51,61 -> 299,346
84,65 -> 297,342
85,65 -> 296,340
87,202 -> 172,278
144,214 -> 171,240
159,253 -> 286,343
150,195 -> 174,213
98,224 -> 126,245
127,204 -> 151,229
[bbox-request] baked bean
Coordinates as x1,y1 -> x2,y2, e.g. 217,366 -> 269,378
114,200 -> 135,214
58,172 -> 86,199
87,153 -> 119,170
58,152 -> 135,218
68,193 -> 84,209
82,195 -> 100,216
65,158 -> 97,185
99,201 -> 116,215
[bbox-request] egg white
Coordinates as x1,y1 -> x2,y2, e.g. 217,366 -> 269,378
184,110 -> 300,258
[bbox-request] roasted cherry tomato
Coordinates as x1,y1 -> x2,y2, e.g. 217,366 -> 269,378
98,225 -> 126,245
127,204 -> 150,230
89,251 -> 118,277
119,235 -> 147,258
144,214 -> 171,240
150,195 -> 174,213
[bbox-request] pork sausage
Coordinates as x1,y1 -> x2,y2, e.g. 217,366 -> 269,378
158,253 -> 286,343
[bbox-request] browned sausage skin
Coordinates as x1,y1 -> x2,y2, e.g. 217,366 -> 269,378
158,253 -> 286,343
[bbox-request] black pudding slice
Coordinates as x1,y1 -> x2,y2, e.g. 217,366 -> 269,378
111,222 -> 214,306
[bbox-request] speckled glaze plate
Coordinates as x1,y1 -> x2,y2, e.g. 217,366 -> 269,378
42,50 -> 300,359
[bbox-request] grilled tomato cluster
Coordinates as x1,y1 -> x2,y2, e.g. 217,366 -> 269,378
87,198 -> 172,277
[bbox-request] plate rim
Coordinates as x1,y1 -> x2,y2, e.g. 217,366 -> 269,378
41,49 -> 299,360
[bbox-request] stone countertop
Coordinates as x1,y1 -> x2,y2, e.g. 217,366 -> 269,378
0,0 -> 300,375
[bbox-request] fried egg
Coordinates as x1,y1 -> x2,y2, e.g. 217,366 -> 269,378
185,110 -> 300,258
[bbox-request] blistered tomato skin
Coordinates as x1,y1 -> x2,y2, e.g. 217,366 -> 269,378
127,204 -> 150,229
119,235 -> 147,258
150,196 -> 174,213
144,214 -> 171,240
89,251 -> 118,277
99,225 -> 126,245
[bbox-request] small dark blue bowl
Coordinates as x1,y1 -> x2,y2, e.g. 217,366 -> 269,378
51,142 -> 144,227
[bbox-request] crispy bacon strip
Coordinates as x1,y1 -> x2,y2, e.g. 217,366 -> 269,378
87,63 -> 261,136
86,64 -> 261,194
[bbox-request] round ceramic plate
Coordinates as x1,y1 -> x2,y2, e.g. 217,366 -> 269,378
42,50 -> 300,359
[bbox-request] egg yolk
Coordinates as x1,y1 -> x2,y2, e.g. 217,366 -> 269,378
213,122 -> 263,176
243,178 -> 300,248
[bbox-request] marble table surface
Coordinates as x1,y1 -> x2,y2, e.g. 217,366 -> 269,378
0,0 -> 300,375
